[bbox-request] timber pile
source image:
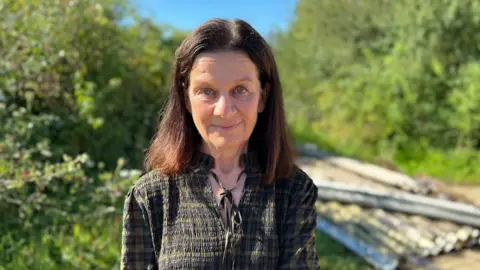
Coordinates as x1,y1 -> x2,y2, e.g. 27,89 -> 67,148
296,144 -> 480,270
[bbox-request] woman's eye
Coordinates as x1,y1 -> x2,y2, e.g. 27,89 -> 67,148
234,86 -> 248,95
200,88 -> 215,96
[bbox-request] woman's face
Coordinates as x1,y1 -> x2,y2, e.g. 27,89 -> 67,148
186,50 -> 265,152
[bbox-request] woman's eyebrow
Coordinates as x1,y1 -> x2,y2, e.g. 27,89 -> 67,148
191,76 -> 253,85
235,75 -> 254,82
190,79 -> 215,87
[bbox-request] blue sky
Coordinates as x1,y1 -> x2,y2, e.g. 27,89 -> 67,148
132,0 -> 297,37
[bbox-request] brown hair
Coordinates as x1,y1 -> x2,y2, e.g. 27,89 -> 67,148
144,18 -> 294,184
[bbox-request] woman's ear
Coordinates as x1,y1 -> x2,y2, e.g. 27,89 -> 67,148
258,83 -> 270,113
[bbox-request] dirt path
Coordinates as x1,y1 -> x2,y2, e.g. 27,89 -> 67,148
448,185 -> 480,206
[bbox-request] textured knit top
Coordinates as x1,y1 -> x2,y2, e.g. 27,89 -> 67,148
120,151 -> 319,269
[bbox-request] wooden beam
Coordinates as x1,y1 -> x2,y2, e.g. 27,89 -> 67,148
313,178 -> 480,227
298,144 -> 428,194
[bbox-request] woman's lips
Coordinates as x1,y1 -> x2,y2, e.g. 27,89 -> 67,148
211,122 -> 242,131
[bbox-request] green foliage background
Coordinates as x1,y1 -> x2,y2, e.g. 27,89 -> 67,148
1,0 -> 479,269
275,0 -> 480,183
1,0 -> 185,268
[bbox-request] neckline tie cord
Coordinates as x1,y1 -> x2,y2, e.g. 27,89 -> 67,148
209,170 -> 245,267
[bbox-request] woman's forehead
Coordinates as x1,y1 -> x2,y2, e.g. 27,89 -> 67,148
190,51 -> 259,83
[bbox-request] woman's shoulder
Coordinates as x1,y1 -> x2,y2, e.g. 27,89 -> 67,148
275,165 -> 318,198
128,169 -> 171,198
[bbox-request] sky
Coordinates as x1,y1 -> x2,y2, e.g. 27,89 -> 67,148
132,0 -> 297,37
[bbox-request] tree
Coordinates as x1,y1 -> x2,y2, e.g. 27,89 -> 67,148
274,0 -> 480,159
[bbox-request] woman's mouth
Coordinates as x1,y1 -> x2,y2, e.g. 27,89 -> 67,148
212,122 -> 242,131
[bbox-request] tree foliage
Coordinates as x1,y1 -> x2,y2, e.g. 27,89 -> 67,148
275,0 -> 480,180
0,0 -> 185,268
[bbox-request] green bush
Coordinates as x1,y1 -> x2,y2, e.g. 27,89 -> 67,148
0,0 -> 185,268
0,0 -> 185,169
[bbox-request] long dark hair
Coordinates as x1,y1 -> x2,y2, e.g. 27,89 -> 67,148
145,18 -> 294,184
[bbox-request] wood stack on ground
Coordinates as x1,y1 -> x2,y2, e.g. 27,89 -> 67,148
296,144 -> 480,270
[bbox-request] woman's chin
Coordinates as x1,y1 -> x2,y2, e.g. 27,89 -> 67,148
208,136 -> 246,150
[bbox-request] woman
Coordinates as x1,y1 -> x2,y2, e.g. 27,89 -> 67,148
121,18 -> 318,269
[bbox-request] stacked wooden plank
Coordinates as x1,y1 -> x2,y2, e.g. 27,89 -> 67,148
296,144 -> 480,270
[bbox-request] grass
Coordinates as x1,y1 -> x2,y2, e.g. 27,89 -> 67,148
291,123 -> 480,185
316,230 -> 372,270
394,147 -> 480,184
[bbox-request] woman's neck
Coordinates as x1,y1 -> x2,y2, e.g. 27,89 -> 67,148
200,143 -> 247,174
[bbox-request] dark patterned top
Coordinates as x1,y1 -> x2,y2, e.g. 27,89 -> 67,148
120,151 -> 319,269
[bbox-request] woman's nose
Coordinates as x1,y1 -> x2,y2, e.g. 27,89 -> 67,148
213,94 -> 235,117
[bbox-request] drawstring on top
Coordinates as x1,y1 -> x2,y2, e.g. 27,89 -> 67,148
209,170 -> 245,268
191,150 -> 260,269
